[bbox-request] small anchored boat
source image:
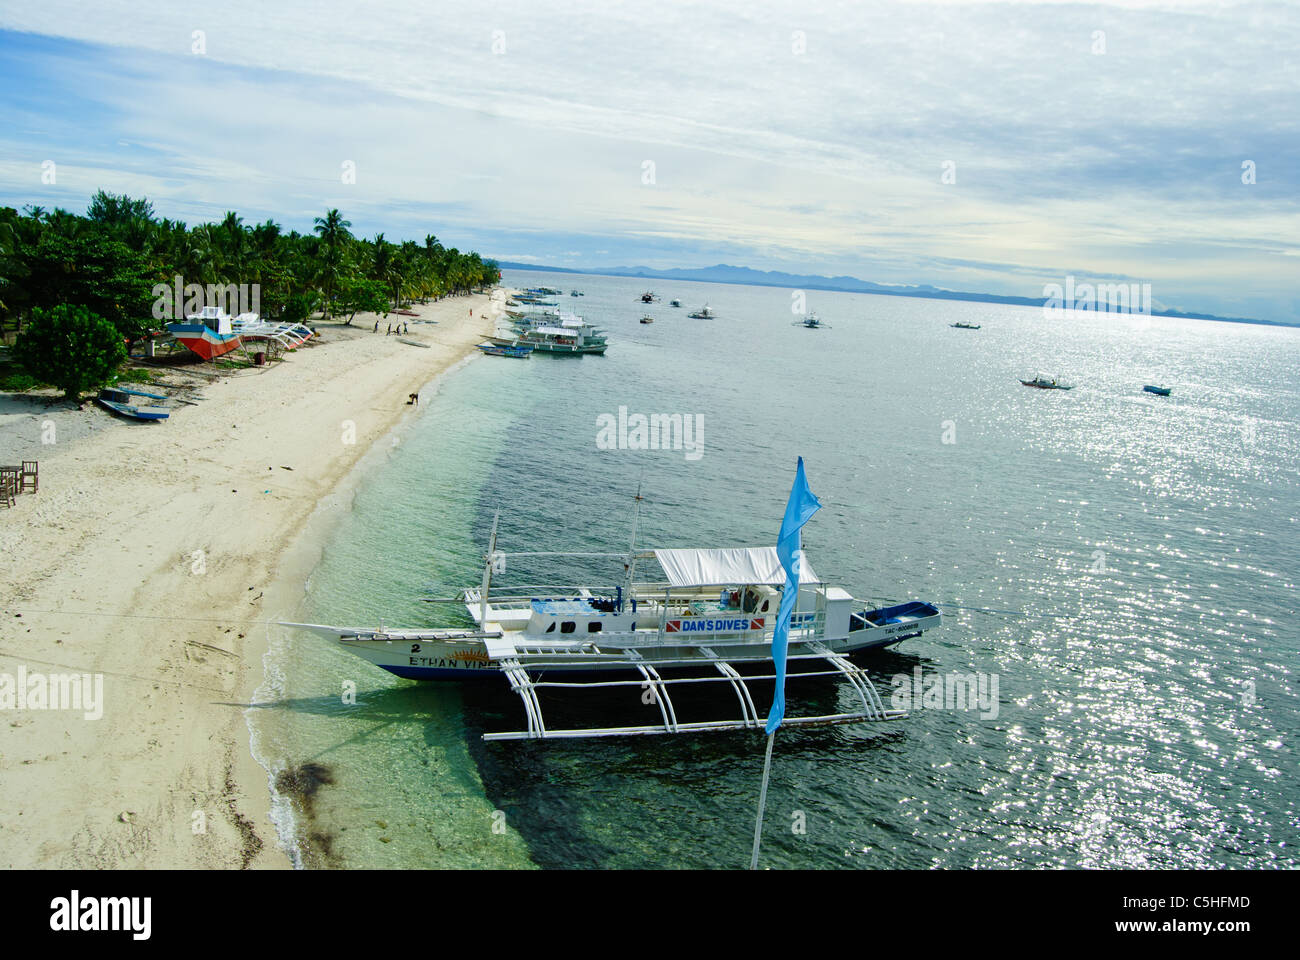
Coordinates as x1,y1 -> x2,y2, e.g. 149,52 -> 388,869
951,322 -> 981,330
477,340 -> 533,358
1020,375 -> 1072,390
688,304 -> 715,319
793,313 -> 828,329
1143,385 -> 1172,396
670,299 -> 682,308
639,314 -> 654,324
96,387 -> 170,421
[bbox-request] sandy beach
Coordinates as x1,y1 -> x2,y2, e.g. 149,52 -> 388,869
0,292 -> 500,868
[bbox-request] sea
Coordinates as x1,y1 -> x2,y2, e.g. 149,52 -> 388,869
248,269 -> 1298,869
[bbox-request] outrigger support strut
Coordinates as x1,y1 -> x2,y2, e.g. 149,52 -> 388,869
483,647 -> 903,742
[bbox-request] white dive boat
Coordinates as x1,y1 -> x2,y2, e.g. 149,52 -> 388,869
284,506 -> 940,740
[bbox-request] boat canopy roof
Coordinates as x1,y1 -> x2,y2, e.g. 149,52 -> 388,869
652,547 -> 820,588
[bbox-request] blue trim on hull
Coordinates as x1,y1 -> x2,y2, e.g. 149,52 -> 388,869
379,664 -> 502,681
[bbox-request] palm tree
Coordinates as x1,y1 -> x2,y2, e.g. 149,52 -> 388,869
313,209 -> 352,318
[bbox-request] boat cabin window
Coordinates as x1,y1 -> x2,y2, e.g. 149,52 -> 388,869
560,621 -> 576,634
587,622 -> 601,633
545,622 -> 556,633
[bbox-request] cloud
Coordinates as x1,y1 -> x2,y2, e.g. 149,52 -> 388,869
0,1 -> 1296,321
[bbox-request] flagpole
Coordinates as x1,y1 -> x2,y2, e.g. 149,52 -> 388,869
749,731 -> 776,869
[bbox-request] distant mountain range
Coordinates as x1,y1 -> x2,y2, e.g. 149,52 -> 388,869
494,261 -> 1280,326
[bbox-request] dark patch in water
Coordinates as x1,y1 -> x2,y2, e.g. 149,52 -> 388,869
275,762 -> 335,818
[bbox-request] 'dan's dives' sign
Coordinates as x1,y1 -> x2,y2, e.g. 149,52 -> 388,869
665,617 -> 765,634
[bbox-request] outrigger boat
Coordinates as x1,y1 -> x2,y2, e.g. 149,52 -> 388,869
231,313 -> 315,350
640,291 -> 659,303
166,306 -> 242,360
794,313 -> 828,329
1020,375 -> 1072,390
284,504 -> 940,741
477,340 -> 533,358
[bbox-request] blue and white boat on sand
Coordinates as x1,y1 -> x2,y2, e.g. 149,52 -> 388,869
95,387 -> 172,421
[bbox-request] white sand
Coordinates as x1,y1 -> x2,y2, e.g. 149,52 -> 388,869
0,293 -> 502,867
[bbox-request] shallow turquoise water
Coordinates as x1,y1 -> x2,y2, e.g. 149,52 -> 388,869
254,272 -> 1298,869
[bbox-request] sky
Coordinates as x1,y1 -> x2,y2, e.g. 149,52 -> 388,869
0,0 -> 1296,323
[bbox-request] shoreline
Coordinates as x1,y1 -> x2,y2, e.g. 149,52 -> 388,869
245,346 -> 484,868
0,291 -> 503,868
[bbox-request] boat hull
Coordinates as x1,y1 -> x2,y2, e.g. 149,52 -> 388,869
95,397 -> 169,421
166,323 -> 243,360
296,604 -> 939,683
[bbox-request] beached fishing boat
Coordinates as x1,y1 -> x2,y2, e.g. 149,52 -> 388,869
688,304 -> 715,319
166,306 -> 242,360
285,499 -> 940,740
1020,375 -> 1072,390
951,322 -> 981,330
1143,385 -> 1172,396
231,313 -> 315,350
95,387 -> 170,421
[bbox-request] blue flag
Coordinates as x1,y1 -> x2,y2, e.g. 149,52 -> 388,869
765,457 -> 822,735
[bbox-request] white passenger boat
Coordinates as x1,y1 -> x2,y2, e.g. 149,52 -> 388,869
284,504 -> 940,740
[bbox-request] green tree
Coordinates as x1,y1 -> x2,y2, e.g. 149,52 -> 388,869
20,231 -> 159,340
313,209 -> 352,319
14,304 -> 127,403
336,277 -> 388,324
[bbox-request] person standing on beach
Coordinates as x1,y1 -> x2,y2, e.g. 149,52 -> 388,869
373,320 -> 379,332
386,324 -> 392,335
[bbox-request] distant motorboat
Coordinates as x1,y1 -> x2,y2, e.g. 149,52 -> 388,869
670,299 -> 682,307
951,322 -> 981,330
688,304 -> 715,319
96,387 -> 170,421
1020,375 -> 1073,390
1143,385 -> 1172,396
793,313 -> 828,329
639,315 -> 654,324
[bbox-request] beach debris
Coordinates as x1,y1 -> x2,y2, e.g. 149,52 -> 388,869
119,811 -> 134,823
